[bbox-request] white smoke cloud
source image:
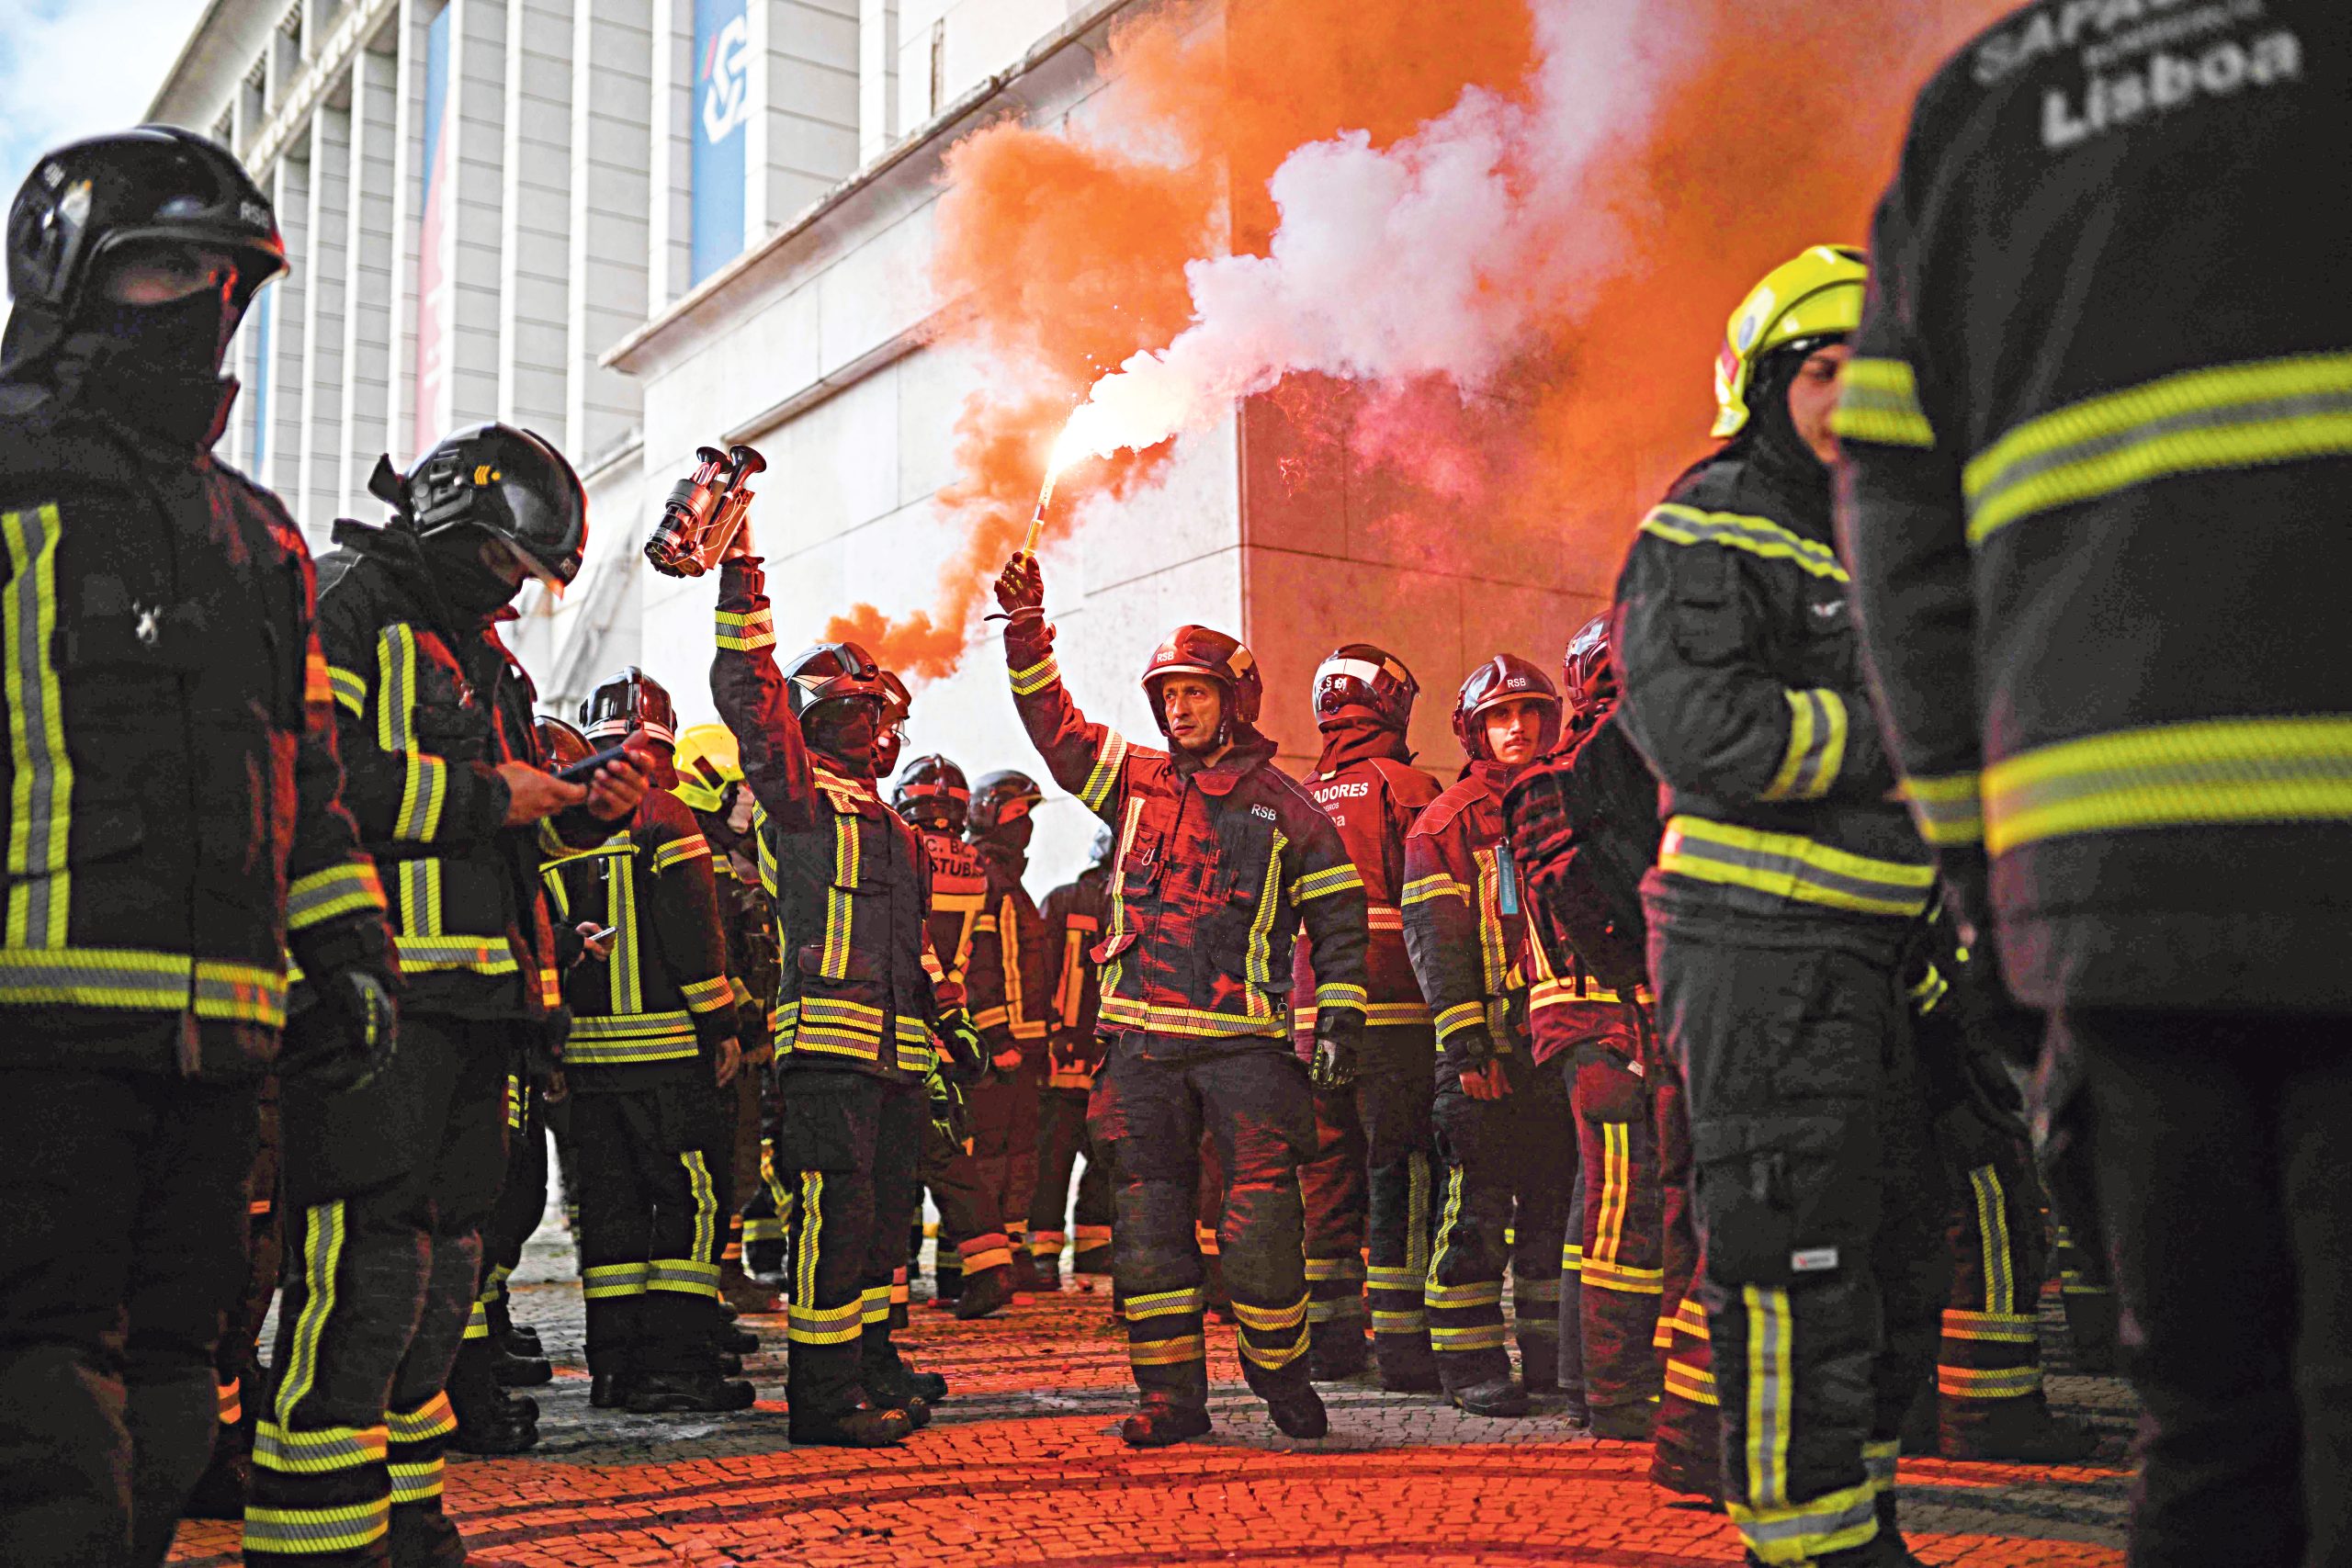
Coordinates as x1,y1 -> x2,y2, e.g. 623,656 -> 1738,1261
1057,0 -> 1684,467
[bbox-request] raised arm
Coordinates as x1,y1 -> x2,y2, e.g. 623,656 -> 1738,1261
709,537 -> 813,832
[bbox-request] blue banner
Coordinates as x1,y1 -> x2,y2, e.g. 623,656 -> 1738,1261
691,0 -> 750,285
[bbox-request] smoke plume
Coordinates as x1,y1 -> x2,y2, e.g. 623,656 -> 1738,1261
834,0 -> 2012,677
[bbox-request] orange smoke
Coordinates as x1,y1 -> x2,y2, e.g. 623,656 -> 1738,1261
835,0 -> 2013,677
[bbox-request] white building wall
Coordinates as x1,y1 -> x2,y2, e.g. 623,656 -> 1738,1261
296,99 -> 350,531
339,40 -> 400,515
497,0 -> 573,442
566,0 -> 653,466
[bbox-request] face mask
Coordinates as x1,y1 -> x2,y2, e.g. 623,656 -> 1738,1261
424,528 -> 524,620
66,288 -> 237,445
806,703 -> 878,775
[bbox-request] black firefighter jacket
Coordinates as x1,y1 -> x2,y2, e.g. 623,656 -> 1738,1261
315,520 -> 592,1030
0,372 -> 392,1077
1001,615 -> 1369,1052
1040,863 -> 1112,1089
1614,441 -> 1934,927
711,557 -> 956,1087
1834,0 -> 2352,1010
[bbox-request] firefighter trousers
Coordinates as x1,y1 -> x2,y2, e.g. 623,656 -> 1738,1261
0,1066 -> 260,1568
244,1018 -> 511,1567
921,1116 -> 1012,1289
571,1080 -> 727,1380
1091,1036 -> 1316,1411
1297,1029 -> 1439,1378
778,1069 -> 923,1416
458,1077 -> 543,1371
213,1078 -> 285,1471
1029,1086 -> 1114,1279
967,1056 -> 1043,1268
1645,881 -> 1945,1566
1648,1047 -> 1721,1502
1569,1039 -> 1667,1415
1928,1117 -> 2055,1450
2058,1009 -> 2352,1568
1428,1051 -> 1573,1395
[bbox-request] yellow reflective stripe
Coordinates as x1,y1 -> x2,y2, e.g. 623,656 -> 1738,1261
567,1010 -> 698,1040
651,834 -> 710,873
997,893 -> 1039,1037
859,1284 -> 892,1324
1239,1325 -> 1310,1370
1008,654 -> 1061,696
1862,1438 -> 1900,1495
1094,995 -> 1288,1039
1582,1259 -> 1667,1294
388,1457 -> 444,1504
1937,1364 -> 2044,1399
1429,1323 -> 1509,1350
1128,1334 -> 1206,1366
1969,1164 -> 2015,1316
1473,848 -> 1507,995
582,1263 -> 650,1298
607,837 -> 641,1015
821,811 -> 859,980
1659,816 -> 1934,919
1762,689 -> 1848,803
1242,830 -> 1288,998
1432,1000 -> 1485,1043
275,1201 -> 346,1425
1743,1284 -> 1792,1511
1424,1280 -> 1504,1308
0,948 -> 287,1025
1964,351 -> 2352,545
251,1420 -> 388,1473
1665,1358 -> 1719,1406
795,1172 -> 823,1320
970,1005 -> 1011,1030
1983,716 -> 2352,856
1305,1257 -> 1365,1282
714,607 -> 775,651
1291,863 -> 1364,903
682,975 -> 733,1013
375,626 -> 417,752
1080,731 -> 1129,814
1595,1122 -> 1630,1266
240,1498 -> 390,1554
1400,873 -> 1466,907
1313,981 -> 1368,1013
1831,356 -> 1937,449
1941,1308 -> 2038,1343
286,862 -> 389,931
1122,1286 -> 1205,1321
648,1258 -> 721,1297
396,859 -> 440,940
4,503 -> 71,949
394,756 -> 447,843
1230,1295 -> 1308,1332
564,1039 -> 700,1066
386,1392 -> 456,1442
683,1150 -> 718,1274
326,663 -> 368,716
1639,503 -> 1849,583
1903,770 -> 1985,847
393,932 -> 519,974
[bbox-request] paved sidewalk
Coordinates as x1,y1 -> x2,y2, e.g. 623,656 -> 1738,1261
170,1226 -> 2133,1566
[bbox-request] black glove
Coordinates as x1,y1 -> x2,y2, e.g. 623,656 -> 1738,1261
1444,1020 -> 1497,1077
286,967 -> 400,1093
994,553 -> 1044,615
935,1008 -> 987,1083
925,1066 -> 971,1147
1309,1010 -> 1363,1090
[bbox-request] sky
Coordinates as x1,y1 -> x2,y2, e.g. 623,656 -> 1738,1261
0,0 -> 216,334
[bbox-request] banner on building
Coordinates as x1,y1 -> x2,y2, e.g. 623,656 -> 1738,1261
692,0 -> 751,285
248,285 -> 273,469
412,2 -> 455,456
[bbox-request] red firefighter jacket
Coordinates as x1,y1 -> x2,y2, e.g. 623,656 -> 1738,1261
1290,734 -> 1442,1048
1002,618 -> 1370,1049
1040,863 -> 1111,1089
915,822 -> 989,998
967,839 -> 1052,1061
698,816 -> 780,1060
712,558 -> 954,1084
543,788 -> 736,1087
1402,762 -> 1532,1065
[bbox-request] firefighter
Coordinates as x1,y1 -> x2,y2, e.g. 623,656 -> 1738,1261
544,670 -> 750,1415
0,127 -> 400,1568
674,722 -> 784,1303
1030,826 -> 1117,1291
182,1077 -> 285,1522
1836,14 -> 2350,1562
1400,656 -> 1575,1418
964,769 -> 1055,1293
992,552 -> 1369,1447
1614,244 -> 1946,1567
1290,646 -> 1445,1389
893,752 -> 1018,1319
710,525 -> 976,1448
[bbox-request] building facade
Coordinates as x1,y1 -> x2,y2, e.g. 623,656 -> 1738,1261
150,0 -> 1610,885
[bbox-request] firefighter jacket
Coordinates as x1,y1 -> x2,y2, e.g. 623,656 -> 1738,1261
968,838 -> 1053,1061
316,521 -> 599,1026
915,823 -> 989,999
1290,722 -> 1442,1046
544,788 -> 736,1087
1040,863 -> 1111,1089
698,811 -> 781,1058
1002,616 -> 1370,1049
1525,936 -> 1644,1070
1401,761 -> 1533,1066
1833,2 -> 2352,1010
1613,443 -> 1933,926
0,374 -> 392,1077
711,558 -> 952,1084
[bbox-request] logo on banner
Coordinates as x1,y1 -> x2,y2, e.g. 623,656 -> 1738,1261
700,17 -> 753,143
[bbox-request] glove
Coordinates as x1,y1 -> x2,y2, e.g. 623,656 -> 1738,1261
935,1008 -> 987,1082
1309,1010 -> 1363,1090
286,967 -> 400,1093
926,1066 -> 971,1147
994,553 -> 1044,615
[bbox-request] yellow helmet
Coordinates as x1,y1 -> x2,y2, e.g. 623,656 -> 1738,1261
672,722 -> 742,814
1711,244 -> 1868,439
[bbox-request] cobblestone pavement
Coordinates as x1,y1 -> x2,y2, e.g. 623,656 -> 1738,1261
171,1224 -> 2136,1567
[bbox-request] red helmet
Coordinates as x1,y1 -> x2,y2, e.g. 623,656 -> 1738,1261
1142,625 -> 1262,739
1453,653 -> 1560,762
534,714 -> 594,772
874,668 -> 911,775
891,752 -> 968,830
1562,615 -> 1618,720
968,770 -> 1045,838
1312,643 -> 1418,733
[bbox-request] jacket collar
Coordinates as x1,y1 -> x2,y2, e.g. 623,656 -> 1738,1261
1312,716 -> 1414,778
1173,725 -> 1279,797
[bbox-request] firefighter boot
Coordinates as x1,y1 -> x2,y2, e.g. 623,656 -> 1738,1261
1010,1248 -> 1044,1296
1308,1322 -> 1370,1382
720,1260 -> 783,1314
790,1400 -> 915,1448
590,1373 -> 631,1409
1940,1394 -> 2099,1462
181,1376 -> 255,1519
487,1290 -> 550,1371
1451,1378 -> 1532,1418
1121,1396 -> 1215,1448
865,1327 -> 950,1406
1267,1383 -> 1330,1439
449,1342 -> 540,1454
955,1265 -> 1015,1320
625,1370 -> 758,1414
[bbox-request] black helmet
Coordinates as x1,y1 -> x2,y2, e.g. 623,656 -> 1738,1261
535,714 -> 594,773
892,752 -> 968,829
782,641 -> 887,718
1453,653 -> 1560,763
1562,615 -> 1618,720
968,770 -> 1044,838
7,126 -> 286,322
581,666 -> 676,748
1141,625 -> 1262,739
1312,643 -> 1418,733
369,422 -> 587,591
